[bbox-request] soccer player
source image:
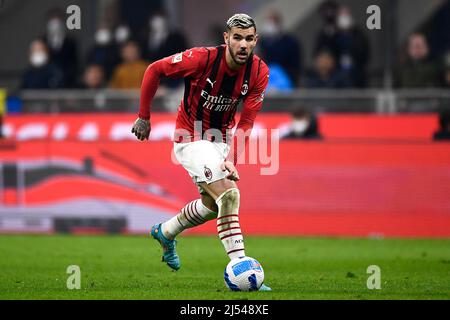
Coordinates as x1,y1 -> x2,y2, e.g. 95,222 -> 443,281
132,13 -> 271,291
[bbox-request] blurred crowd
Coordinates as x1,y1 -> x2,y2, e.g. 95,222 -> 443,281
258,0 -> 450,91
21,8 -> 187,91
20,1 -> 450,91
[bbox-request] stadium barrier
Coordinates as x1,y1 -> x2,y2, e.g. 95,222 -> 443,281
13,89 -> 450,113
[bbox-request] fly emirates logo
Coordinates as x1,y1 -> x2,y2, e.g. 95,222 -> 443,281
200,90 -> 238,112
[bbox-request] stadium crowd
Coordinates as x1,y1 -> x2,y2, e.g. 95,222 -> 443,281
21,8 -> 187,90
1,1 -> 450,141
19,1 -> 450,92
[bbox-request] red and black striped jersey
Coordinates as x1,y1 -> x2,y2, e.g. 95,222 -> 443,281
139,45 -> 269,138
138,45 -> 269,163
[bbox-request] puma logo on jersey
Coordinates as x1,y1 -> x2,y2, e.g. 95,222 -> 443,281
206,78 -> 216,88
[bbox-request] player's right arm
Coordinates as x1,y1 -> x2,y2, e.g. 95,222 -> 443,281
132,48 -> 208,141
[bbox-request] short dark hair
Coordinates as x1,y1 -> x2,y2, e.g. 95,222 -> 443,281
226,13 -> 256,32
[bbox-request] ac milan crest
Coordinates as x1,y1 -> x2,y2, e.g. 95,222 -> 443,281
204,167 -> 213,180
241,83 -> 249,96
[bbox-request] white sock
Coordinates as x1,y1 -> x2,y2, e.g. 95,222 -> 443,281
162,199 -> 217,240
216,188 -> 245,259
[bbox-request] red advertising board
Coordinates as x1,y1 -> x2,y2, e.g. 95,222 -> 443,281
1,113 -> 441,141
1,113 -> 449,237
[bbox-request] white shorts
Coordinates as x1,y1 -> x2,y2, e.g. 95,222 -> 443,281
173,140 -> 230,195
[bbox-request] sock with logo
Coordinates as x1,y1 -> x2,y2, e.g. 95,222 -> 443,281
215,188 -> 245,259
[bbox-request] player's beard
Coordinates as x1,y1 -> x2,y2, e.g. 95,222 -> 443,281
228,44 -> 251,66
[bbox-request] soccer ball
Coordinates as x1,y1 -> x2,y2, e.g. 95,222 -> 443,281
224,256 -> 265,291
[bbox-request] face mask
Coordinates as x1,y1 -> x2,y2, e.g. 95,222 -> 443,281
337,14 -> 353,30
115,26 -> 130,44
292,120 -> 309,134
95,29 -> 112,45
47,18 -> 65,36
150,16 -> 167,33
30,51 -> 48,67
261,21 -> 280,37
149,17 -> 168,49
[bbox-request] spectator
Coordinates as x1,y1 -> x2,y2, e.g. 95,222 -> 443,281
335,6 -> 370,87
86,25 -> 121,80
21,39 -> 65,89
429,0 -> 450,60
283,110 -> 322,140
44,8 -> 79,87
114,24 -> 132,46
266,64 -> 294,92
141,12 -> 188,88
306,50 -> 351,88
143,12 -> 188,62
395,33 -> 439,87
443,66 -> 450,88
79,64 -> 106,89
119,0 -> 162,38
433,111 -> 450,140
314,1 -> 340,60
110,41 -> 148,89
259,9 -> 303,86
440,51 -> 450,88
445,70 -> 450,88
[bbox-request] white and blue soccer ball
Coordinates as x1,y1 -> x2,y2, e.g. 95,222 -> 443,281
224,256 -> 265,291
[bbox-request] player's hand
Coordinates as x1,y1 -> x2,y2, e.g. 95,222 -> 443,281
221,161 -> 240,181
131,118 -> 151,141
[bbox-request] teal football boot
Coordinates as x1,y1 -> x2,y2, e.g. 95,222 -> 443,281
259,283 -> 272,291
150,223 -> 180,271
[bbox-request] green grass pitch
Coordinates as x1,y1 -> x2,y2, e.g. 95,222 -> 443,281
0,235 -> 449,300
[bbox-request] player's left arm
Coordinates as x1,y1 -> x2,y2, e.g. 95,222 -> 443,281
226,64 -> 270,168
